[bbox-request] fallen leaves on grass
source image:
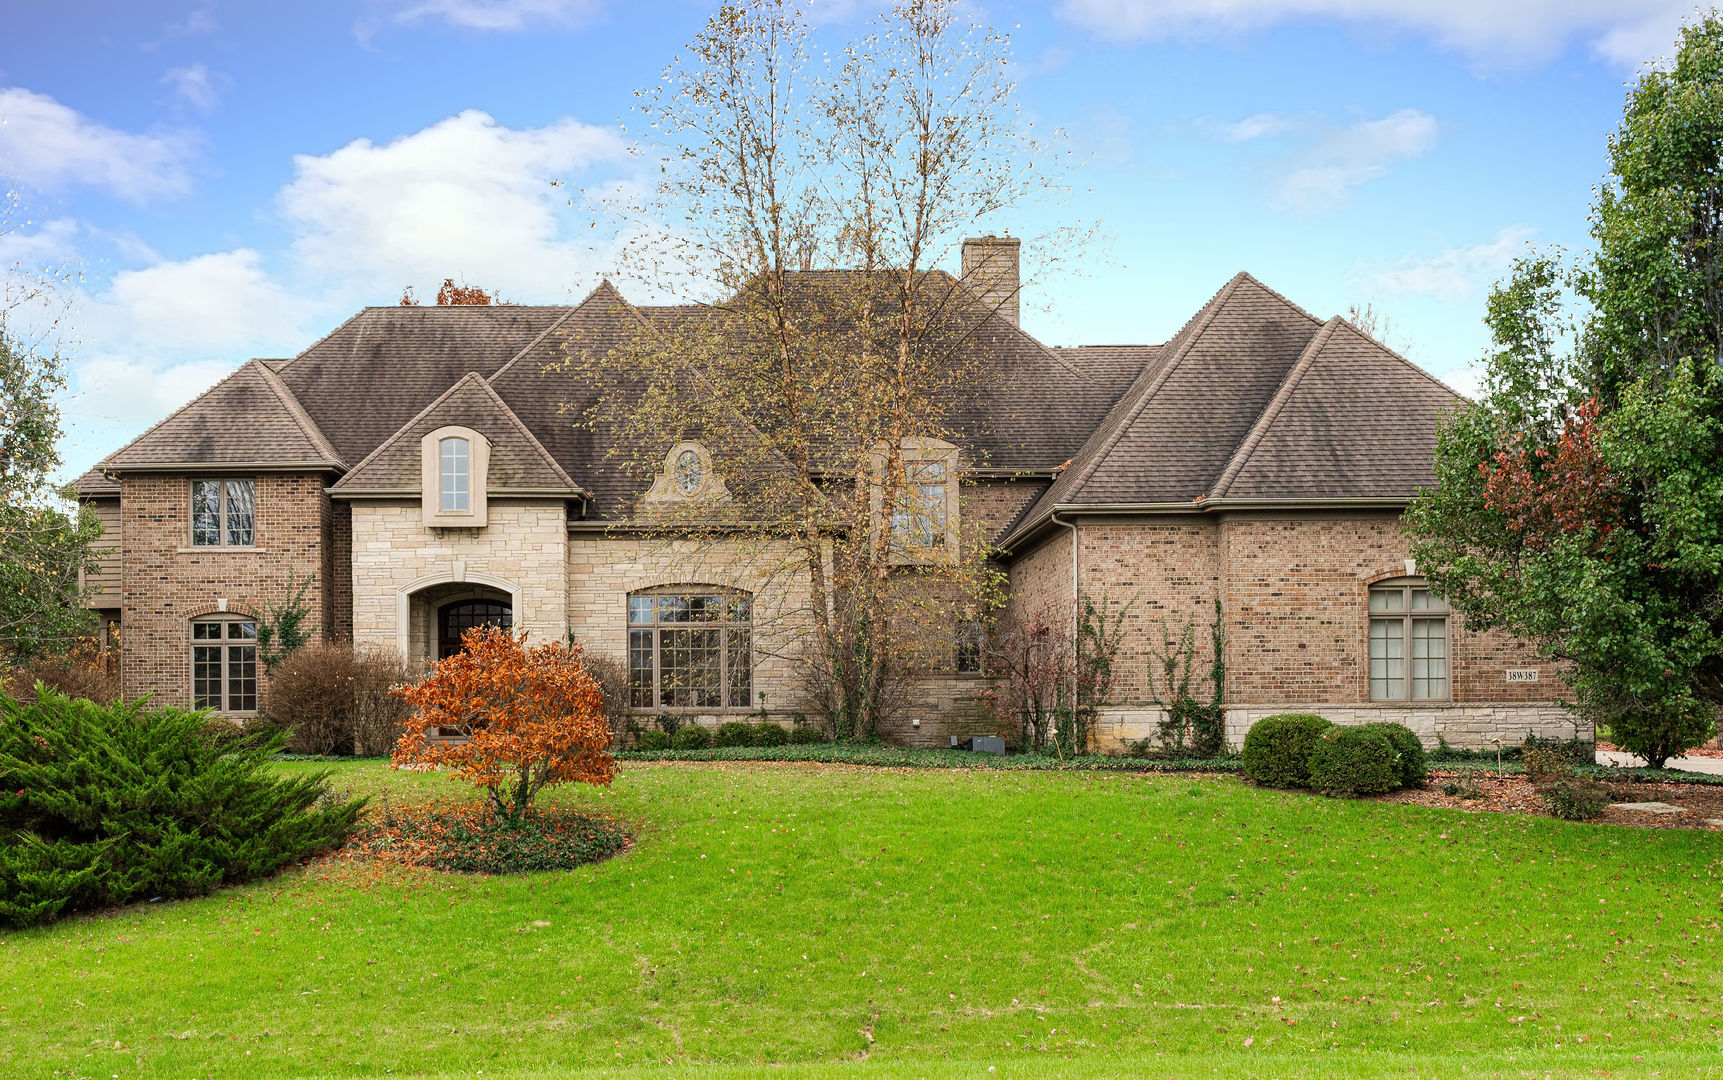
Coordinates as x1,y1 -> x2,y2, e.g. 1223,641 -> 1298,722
339,802 -> 630,874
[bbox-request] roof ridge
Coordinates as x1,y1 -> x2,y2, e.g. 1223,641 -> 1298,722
468,377 -> 583,492
334,372 -> 488,486
1333,317 -> 1469,402
1229,271 -> 1327,330
254,361 -> 346,468
100,362 -> 255,468
1207,316 -> 1341,501
487,305 -> 579,385
272,310 -> 367,377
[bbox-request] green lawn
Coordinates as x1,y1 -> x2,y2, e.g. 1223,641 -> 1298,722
5,761 -> 1722,1080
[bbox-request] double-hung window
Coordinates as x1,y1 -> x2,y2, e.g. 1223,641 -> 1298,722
891,461 -> 949,550
439,437 -> 470,512
1369,581 -> 1449,700
627,589 -> 752,709
191,480 -> 255,546
192,618 -> 258,712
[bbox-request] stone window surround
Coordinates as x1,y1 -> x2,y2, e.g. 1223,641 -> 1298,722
185,477 -> 259,550
394,567 -> 522,659
642,440 -> 731,504
874,436 -> 962,563
626,583 -> 754,712
1362,564 -> 1451,703
420,425 -> 490,528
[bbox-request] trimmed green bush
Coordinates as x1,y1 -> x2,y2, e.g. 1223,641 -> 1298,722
788,726 -> 827,745
1362,722 -> 1427,786
0,688 -> 364,928
1307,726 -> 1400,798
751,723 -> 789,747
1241,713 -> 1333,788
671,725 -> 712,750
714,721 -> 755,748
637,730 -> 672,751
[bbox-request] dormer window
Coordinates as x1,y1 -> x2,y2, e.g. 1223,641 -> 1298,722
420,425 -> 489,527
439,437 -> 470,512
880,437 -> 960,559
643,441 -> 729,506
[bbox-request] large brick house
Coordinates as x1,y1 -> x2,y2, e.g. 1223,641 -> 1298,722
75,239 -> 1577,749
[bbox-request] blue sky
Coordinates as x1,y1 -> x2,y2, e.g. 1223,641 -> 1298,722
0,1 -> 1697,480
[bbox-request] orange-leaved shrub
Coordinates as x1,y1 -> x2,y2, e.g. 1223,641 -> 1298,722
391,626 -> 614,818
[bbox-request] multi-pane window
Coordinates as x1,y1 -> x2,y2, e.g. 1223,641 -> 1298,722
191,480 -> 255,546
891,461 -> 949,550
439,437 -> 470,512
192,618 -> 258,712
955,620 -> 983,674
627,589 -> 752,709
1369,581 -> 1449,701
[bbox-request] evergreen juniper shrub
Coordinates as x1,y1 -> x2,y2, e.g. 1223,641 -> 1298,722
1307,726 -> 1401,798
671,725 -> 712,750
1362,721 -> 1427,786
1241,713 -> 1333,788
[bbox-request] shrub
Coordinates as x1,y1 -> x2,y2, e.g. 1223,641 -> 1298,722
637,730 -> 672,751
1539,778 -> 1611,821
350,649 -> 415,756
713,721 -> 755,747
1522,745 -> 1573,783
1241,713 -> 1333,788
392,627 -> 614,819
752,722 -> 789,746
268,643 -> 361,755
672,725 -> 712,750
789,726 -> 827,745
1307,726 -> 1401,798
1607,701 -> 1715,769
4,642 -> 121,706
1362,722 -> 1427,786
571,646 -> 630,726
0,688 -> 363,928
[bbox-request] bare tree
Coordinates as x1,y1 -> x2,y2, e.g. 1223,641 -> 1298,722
572,0 -> 1074,739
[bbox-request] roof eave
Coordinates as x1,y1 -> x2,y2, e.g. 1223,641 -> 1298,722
329,486 -> 589,500
998,496 -> 1413,553
104,460 -> 347,473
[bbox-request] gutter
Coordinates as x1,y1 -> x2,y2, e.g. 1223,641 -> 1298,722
999,495 -> 1412,554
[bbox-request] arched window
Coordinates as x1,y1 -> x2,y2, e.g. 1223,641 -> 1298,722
1369,578 -> 1449,701
192,616 -> 257,712
439,436 -> 470,512
627,587 -> 751,709
438,598 -> 512,659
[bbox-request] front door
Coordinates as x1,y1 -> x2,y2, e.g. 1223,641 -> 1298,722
438,599 -> 512,659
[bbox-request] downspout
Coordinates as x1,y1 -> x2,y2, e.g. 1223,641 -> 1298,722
1050,509 -> 1079,758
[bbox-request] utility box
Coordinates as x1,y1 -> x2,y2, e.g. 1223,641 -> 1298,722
972,736 -> 1006,755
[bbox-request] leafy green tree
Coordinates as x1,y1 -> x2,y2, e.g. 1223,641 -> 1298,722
1406,16 -> 1723,766
0,191 -> 99,660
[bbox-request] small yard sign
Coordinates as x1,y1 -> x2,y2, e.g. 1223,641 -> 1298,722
1505,669 -> 1540,683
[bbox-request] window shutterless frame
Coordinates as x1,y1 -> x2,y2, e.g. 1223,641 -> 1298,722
1368,580 -> 1450,701
627,588 -> 752,710
190,479 -> 256,546
192,617 -> 258,712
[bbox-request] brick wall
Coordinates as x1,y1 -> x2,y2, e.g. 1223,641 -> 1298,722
119,472 -> 333,705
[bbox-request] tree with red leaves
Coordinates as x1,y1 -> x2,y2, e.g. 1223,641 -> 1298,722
392,627 -> 614,818
397,279 -> 502,306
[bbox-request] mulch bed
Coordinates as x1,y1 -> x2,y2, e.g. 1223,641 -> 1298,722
1378,770 -> 1723,830
340,803 -> 632,873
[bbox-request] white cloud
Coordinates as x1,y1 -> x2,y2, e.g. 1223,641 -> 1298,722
1222,112 -> 1299,142
100,250 -> 308,352
163,64 -> 227,113
1359,225 -> 1538,299
1270,108 -> 1437,213
1056,0 -> 1695,69
367,0 -> 601,32
0,88 -> 196,203
278,108 -> 629,301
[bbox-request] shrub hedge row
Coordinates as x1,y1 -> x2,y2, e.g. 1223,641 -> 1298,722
1241,713 -> 1429,798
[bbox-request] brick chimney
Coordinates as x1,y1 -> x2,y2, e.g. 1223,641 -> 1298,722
961,236 -> 1020,328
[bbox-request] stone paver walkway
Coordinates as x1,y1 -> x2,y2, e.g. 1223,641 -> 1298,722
1595,750 -> 1723,775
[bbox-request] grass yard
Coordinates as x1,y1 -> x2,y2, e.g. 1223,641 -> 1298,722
4,760 -> 1722,1080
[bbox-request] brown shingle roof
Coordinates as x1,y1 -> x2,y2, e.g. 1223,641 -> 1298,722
71,467 -> 119,496
103,360 -> 344,470
331,373 -> 582,496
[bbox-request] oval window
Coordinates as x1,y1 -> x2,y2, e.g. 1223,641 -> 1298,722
675,449 -> 704,495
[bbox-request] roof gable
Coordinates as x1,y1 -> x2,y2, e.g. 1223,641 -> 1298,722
332,372 -> 581,495
104,360 -> 343,471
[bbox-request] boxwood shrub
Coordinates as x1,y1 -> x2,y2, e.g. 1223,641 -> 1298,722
1241,713 -> 1333,788
637,729 -> 672,751
751,723 -> 789,747
1307,726 -> 1400,797
0,688 -> 364,928
1362,721 -> 1427,787
713,721 -> 755,748
788,726 -> 827,745
671,725 -> 712,750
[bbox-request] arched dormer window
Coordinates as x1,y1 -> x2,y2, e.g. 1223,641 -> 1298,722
420,425 -> 489,527
439,436 -> 469,512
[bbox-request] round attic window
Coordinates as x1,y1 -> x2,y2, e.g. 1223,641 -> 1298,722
674,449 -> 704,495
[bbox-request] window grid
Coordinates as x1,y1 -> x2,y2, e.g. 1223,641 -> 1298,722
191,479 -> 256,547
1368,582 -> 1448,701
192,618 -> 257,711
439,437 -> 470,512
627,589 -> 752,710
891,461 -> 949,550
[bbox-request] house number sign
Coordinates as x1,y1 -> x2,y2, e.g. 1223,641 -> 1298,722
1504,669 -> 1539,683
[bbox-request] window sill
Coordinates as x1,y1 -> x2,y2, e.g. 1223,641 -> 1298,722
178,546 -> 264,553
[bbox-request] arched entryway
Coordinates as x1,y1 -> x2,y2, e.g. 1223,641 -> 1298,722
438,597 -> 513,658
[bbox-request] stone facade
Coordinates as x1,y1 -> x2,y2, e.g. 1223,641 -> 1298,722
118,471 -> 333,705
